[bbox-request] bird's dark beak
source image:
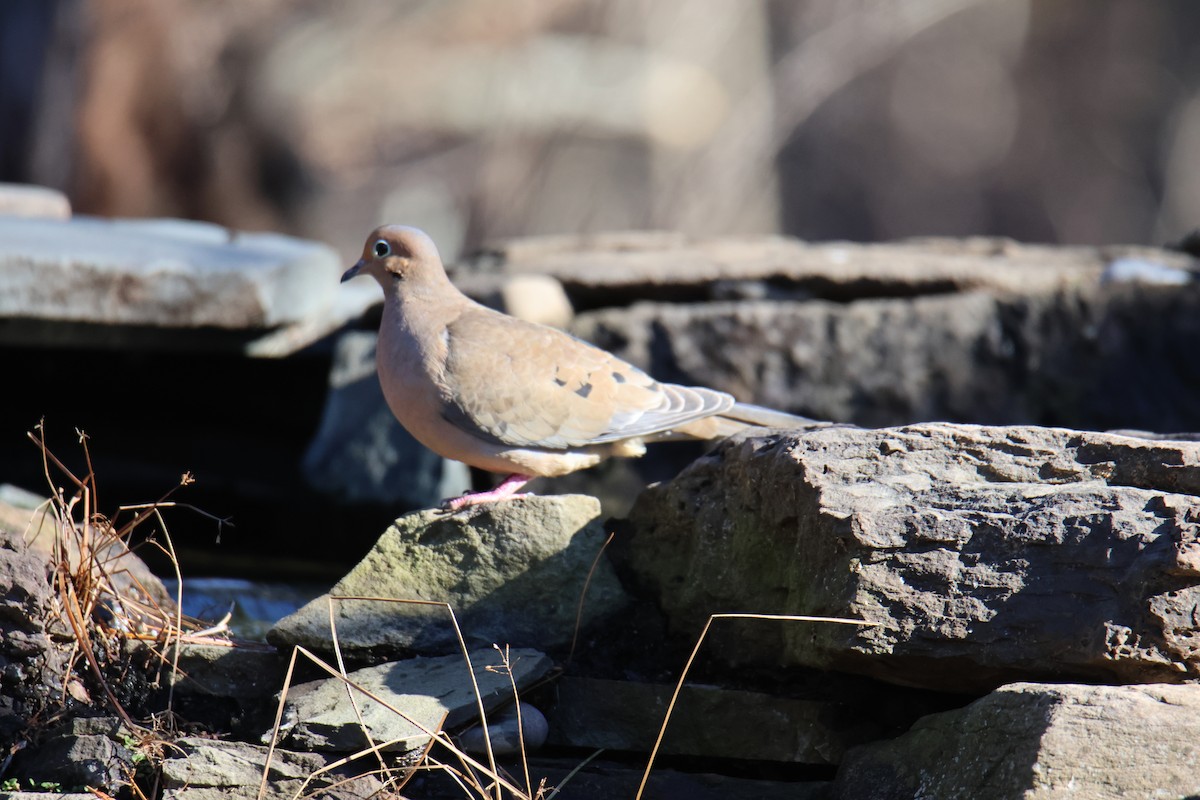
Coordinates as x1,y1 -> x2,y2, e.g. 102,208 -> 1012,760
341,260 -> 365,283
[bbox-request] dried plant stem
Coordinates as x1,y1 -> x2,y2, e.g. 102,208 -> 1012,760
493,644 -> 532,800
635,612 -> 879,800
567,531 -> 614,666
258,645 -> 524,800
25,422 -> 231,799
331,595 -> 502,799
327,596 -> 393,787
260,593 -> 557,800
55,570 -> 138,730
153,511 -> 185,719
543,748 -> 604,800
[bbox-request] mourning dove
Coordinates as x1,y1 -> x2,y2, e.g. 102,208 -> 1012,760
342,225 -> 817,510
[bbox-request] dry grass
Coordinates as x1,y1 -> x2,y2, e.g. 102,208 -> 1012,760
18,425 -> 878,797
20,422 -> 234,794
260,598 -> 531,800
260,596 -> 876,799
634,612 -> 878,800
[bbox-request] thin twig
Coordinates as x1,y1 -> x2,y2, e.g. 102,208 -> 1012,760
258,647 -> 302,800
331,595 -> 502,798
56,570 -> 139,731
327,596 -> 393,788
543,748 -> 604,800
635,613 -> 878,800
567,531 -> 614,666
258,644 -> 526,800
493,644 -> 532,800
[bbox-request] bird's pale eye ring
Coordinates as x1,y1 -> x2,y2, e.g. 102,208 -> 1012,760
373,240 -> 391,258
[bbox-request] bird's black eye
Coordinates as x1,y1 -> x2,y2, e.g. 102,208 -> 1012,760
373,240 -> 391,258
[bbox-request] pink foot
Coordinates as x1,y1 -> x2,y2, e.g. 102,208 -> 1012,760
443,473 -> 533,511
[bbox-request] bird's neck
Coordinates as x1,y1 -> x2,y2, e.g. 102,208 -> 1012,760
382,276 -> 467,354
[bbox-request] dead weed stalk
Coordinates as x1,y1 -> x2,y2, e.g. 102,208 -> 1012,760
23,423 -> 232,777
261,597 -> 537,800
257,528 -> 876,799
634,612 -> 879,800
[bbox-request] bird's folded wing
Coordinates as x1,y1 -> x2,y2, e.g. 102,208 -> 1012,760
441,309 -> 734,449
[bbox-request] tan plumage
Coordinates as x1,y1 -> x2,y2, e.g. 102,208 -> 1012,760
342,225 -> 815,509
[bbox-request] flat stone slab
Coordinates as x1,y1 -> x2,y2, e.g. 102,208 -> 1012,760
830,683 -> 1200,800
547,676 -> 919,765
166,641 -> 283,700
0,215 -> 375,356
275,647 -> 553,752
161,737 -> 384,799
473,232 -> 1197,301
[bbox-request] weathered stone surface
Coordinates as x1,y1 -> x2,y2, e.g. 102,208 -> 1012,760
829,682 -> 1200,800
476,233 -> 1195,303
575,293 -> 1011,426
268,495 -> 630,659
546,676 -> 902,765
626,423 -> 1200,691
565,254 -> 1200,432
160,737 -> 384,800
0,216 -> 335,326
0,183 -> 70,219
302,331 -> 471,506
167,642 -> 282,699
150,641 -> 284,736
0,216 -> 373,356
8,717 -> 134,792
278,647 -> 552,752
0,528 -> 68,752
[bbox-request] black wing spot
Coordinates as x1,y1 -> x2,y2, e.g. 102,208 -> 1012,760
553,377 -> 568,387
575,382 -> 594,398
612,371 -> 627,383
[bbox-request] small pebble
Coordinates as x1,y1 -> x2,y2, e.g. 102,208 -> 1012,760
456,703 -> 549,756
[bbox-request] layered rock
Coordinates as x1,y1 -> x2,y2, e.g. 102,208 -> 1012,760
829,683 -> 1200,799
563,245 -> 1200,430
480,233 -> 1169,301
626,423 -> 1200,691
0,529 -> 69,752
275,647 -> 553,753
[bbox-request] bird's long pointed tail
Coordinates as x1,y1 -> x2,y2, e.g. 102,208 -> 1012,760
656,402 -> 830,441
723,402 -> 824,429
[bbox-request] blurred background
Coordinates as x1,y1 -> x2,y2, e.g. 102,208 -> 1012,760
3,0 -> 1200,584
3,0 -> 1199,263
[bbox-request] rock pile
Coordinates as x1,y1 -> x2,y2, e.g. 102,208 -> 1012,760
622,423 -> 1200,797
5,419 -> 1200,797
628,423 -> 1200,690
4,195 -> 1200,796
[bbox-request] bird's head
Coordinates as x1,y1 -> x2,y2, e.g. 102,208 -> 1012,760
342,225 -> 444,288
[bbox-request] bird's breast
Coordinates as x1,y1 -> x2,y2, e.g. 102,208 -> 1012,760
375,305 -> 451,429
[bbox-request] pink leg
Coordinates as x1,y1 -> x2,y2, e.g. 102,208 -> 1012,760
443,473 -> 534,511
